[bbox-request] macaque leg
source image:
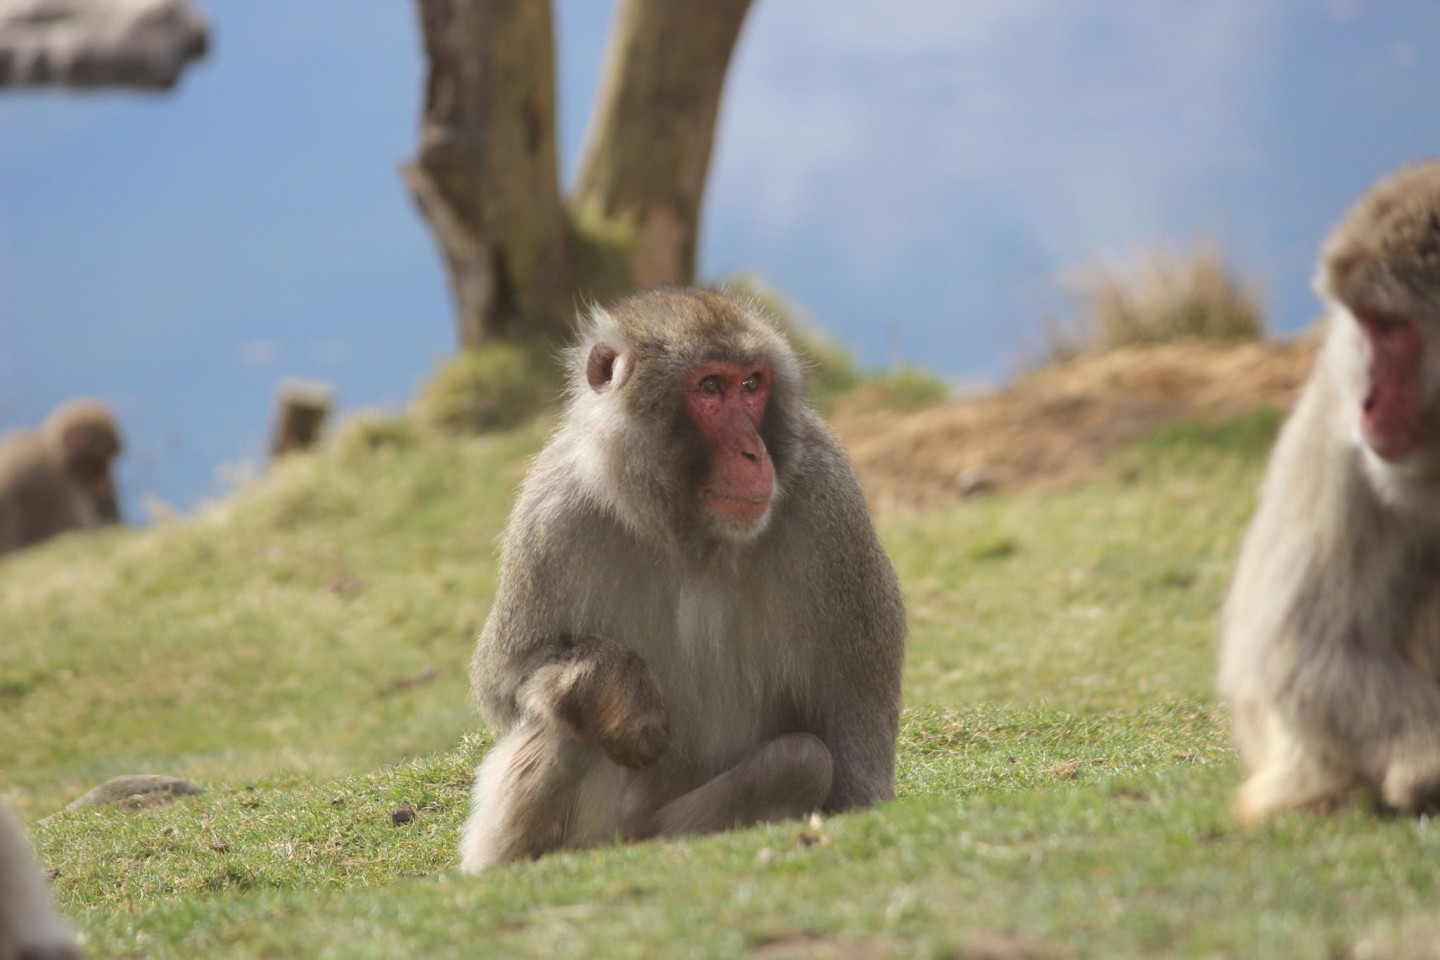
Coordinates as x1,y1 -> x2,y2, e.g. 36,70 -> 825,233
1232,706 -> 1355,824
653,733 -> 833,838
1248,649 -> 1440,818
458,722 -> 624,872
1374,587 -> 1440,813
1403,583 -> 1440,682
1341,655 -> 1440,812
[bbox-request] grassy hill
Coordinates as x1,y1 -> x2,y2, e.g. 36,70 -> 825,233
3,388 -> 1438,958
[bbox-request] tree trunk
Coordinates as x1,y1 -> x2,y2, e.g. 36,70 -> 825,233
571,0 -> 753,289
405,0 -> 571,348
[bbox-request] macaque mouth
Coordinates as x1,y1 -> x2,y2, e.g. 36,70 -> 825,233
1360,387 -> 1426,461
701,489 -> 771,524
1361,413 -> 1426,462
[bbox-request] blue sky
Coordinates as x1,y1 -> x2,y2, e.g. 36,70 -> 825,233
1,1 -> 1438,516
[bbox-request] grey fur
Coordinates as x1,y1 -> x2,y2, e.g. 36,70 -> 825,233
459,289 -> 906,870
0,805 -> 81,960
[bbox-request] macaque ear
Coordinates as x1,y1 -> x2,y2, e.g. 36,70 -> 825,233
586,344 -> 631,393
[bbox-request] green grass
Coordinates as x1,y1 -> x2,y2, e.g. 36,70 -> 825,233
1,421 -> 546,815
5,404 -> 1435,958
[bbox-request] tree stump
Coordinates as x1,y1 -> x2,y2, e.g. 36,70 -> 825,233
270,380 -> 334,459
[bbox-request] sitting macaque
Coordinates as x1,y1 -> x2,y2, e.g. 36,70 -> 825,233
0,401 -> 122,556
459,289 -> 907,870
1222,160 -> 1440,820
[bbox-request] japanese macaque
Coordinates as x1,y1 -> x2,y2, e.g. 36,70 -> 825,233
1221,160 -> 1440,821
458,289 -> 907,870
0,401 -> 122,557
0,805 -> 81,960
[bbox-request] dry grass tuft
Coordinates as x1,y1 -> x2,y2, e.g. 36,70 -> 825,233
1042,246 -> 1265,363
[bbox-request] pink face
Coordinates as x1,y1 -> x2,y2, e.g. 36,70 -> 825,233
684,360 -> 775,526
1357,312 -> 1427,462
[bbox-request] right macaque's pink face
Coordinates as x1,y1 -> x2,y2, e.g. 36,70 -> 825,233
684,360 -> 775,527
1357,311 -> 1428,462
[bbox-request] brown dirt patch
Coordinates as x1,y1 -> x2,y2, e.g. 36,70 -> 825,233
749,931 -> 1071,960
749,934 -> 900,960
832,336 -> 1320,507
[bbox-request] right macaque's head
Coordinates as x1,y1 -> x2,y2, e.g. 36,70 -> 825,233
571,289 -> 805,547
1318,161 -> 1440,469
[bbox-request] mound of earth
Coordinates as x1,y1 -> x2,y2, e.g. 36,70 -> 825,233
831,336 -> 1320,507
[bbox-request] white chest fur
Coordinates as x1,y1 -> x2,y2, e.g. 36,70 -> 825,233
676,576 -> 732,661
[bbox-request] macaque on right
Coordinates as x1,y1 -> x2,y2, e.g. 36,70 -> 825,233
1222,160 -> 1440,822
0,805 -> 81,960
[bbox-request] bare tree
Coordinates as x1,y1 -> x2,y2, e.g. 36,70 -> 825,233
408,0 -> 754,349
571,0 -> 751,289
405,0 -> 571,346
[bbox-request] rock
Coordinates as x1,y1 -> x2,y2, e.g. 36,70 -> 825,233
0,0 -> 208,91
63,774 -> 204,813
955,465 -> 997,497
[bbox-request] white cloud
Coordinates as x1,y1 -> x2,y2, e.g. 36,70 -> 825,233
711,90 -> 856,237
311,338 -> 350,366
1391,39 -> 1418,69
1328,0 -> 1360,25
236,339 -> 279,368
766,0 -> 1048,57
712,1 -> 1281,269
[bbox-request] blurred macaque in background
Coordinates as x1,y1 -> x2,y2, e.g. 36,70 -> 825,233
0,400 -> 124,557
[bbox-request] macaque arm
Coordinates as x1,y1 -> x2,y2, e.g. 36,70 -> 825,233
816,573 -> 904,811
513,634 -> 670,769
822,705 -> 899,812
787,448 -> 906,814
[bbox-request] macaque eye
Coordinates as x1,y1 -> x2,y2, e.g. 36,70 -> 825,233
698,376 -> 723,396
741,374 -> 762,393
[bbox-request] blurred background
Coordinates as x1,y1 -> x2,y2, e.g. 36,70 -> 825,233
2,0 -> 1438,519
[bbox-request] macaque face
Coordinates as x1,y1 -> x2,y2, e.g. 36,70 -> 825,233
1354,310 -> 1428,463
683,360 -> 775,531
